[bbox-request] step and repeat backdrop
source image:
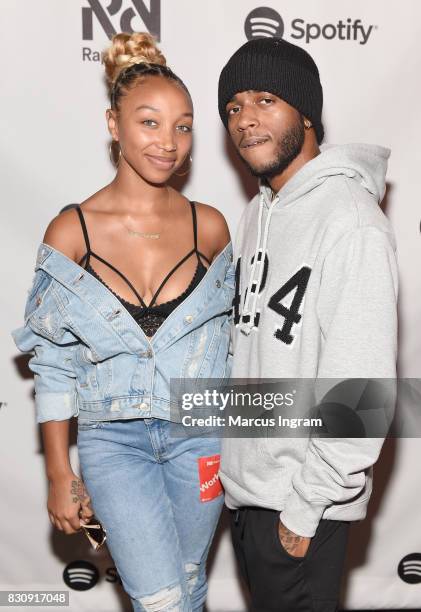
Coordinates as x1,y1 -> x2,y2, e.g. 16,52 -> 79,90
1,1 -> 421,610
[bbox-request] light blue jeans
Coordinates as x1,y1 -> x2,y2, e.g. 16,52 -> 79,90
77,418 -> 223,611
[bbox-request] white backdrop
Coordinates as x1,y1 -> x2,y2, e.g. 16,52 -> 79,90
2,1 -> 421,610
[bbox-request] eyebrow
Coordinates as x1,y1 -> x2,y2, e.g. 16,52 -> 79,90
134,104 -> 193,118
227,95 -> 240,105
227,90 -> 264,104
134,104 -> 160,112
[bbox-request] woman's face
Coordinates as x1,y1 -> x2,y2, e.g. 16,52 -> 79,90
108,74 -> 193,184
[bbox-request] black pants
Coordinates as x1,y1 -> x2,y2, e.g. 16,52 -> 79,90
230,507 -> 349,612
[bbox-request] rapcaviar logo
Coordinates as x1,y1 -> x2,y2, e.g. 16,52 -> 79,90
245,7 -> 377,45
81,0 -> 161,62
63,560 -> 99,591
245,7 -> 284,40
398,553 -> 421,584
82,0 -> 161,40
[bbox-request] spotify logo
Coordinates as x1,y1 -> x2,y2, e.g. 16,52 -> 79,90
63,560 -> 99,591
398,553 -> 421,584
244,7 -> 284,41
244,7 -> 376,45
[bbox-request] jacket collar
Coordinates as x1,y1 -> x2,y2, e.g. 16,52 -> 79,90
35,242 -> 233,350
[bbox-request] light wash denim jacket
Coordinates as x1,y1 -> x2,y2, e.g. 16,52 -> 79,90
12,242 -> 234,424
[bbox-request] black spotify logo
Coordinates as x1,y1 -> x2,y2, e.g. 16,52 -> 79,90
398,553 -> 421,584
244,7 -> 284,41
63,560 -> 99,591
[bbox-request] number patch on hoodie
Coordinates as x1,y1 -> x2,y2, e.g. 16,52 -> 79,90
233,254 -> 269,327
233,256 -> 311,344
268,266 -> 311,344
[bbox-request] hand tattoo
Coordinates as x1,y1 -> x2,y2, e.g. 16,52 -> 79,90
70,479 -> 88,504
278,522 -> 309,557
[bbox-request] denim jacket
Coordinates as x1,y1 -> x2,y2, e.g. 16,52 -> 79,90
12,242 -> 234,424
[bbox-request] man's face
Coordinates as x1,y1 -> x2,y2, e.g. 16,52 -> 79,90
225,91 -> 305,179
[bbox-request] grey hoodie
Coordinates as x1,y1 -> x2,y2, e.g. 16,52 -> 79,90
220,143 -> 398,537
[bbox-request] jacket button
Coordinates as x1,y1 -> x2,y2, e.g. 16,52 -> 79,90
215,279 -> 221,288
145,349 -> 153,359
138,402 -> 148,410
184,315 -> 193,323
36,296 -> 42,306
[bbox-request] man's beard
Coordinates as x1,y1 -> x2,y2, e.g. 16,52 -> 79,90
241,120 -> 305,180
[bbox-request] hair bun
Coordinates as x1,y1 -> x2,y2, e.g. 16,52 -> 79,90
102,32 -> 166,85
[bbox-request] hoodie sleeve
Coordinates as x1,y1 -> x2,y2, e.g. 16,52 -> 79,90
11,270 -> 79,423
280,225 -> 398,537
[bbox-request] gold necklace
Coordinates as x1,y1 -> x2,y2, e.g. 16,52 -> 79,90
124,189 -> 171,239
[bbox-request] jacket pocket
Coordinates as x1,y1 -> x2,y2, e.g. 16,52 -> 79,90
74,344 -> 113,401
25,270 -> 54,323
26,277 -> 77,344
180,319 -> 216,380
24,270 -> 52,321
197,317 -> 228,379
74,345 -> 98,391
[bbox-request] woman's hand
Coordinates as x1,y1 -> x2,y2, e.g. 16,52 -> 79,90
47,472 -> 94,534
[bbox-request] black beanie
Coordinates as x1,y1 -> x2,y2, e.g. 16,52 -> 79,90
218,37 -> 324,144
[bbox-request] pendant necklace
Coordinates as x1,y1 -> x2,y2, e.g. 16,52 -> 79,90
124,188 -> 171,239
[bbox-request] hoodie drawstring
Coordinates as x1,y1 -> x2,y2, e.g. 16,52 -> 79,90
240,194 -> 279,335
240,193 -> 264,333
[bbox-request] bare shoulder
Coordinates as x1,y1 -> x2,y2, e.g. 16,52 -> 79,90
43,206 -> 85,262
194,202 -> 231,259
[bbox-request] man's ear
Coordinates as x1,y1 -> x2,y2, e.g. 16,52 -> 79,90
106,109 -> 119,142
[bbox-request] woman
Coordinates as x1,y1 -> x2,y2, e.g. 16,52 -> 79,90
12,32 -> 233,611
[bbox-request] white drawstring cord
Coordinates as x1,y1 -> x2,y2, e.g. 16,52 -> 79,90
241,195 -> 279,335
240,193 -> 265,333
248,195 -> 279,323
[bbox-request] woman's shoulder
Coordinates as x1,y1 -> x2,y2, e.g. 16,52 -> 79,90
42,189 -> 107,261
42,206 -> 85,262
193,201 -> 231,258
194,201 -> 227,226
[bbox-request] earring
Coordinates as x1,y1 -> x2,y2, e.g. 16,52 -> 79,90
174,154 -> 192,177
109,141 -> 121,166
304,118 -> 312,129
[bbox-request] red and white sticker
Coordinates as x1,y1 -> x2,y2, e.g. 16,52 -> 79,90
198,455 -> 223,502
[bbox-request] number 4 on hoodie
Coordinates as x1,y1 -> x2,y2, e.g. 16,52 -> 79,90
233,257 -> 311,344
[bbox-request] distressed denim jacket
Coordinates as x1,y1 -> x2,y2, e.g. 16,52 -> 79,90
12,242 -> 234,424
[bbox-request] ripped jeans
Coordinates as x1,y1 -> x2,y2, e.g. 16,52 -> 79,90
77,417 -> 223,611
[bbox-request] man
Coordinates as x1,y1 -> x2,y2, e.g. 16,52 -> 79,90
217,38 -> 398,611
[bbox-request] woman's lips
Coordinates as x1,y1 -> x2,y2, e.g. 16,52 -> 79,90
145,154 -> 177,169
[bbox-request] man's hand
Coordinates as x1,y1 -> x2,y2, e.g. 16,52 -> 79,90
278,520 -> 311,558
